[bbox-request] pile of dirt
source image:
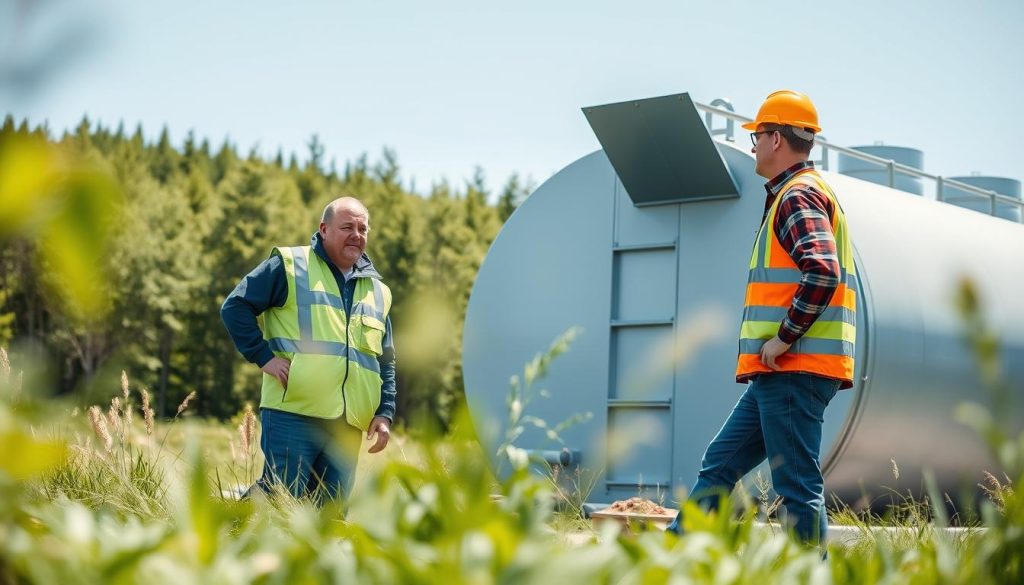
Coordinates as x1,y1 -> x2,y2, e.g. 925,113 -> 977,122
606,497 -> 669,515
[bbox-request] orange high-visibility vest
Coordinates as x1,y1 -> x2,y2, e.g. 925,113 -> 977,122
735,169 -> 856,388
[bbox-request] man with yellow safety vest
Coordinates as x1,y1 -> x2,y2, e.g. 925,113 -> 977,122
666,90 -> 856,546
221,197 -> 396,502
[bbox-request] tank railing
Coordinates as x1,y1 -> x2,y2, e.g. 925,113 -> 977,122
695,100 -> 1024,222
704,98 -> 736,142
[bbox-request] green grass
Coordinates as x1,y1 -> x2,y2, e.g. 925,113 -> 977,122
4,389 -> 1024,584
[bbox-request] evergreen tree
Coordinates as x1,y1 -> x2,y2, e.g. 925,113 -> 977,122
497,173 -> 531,222
150,126 -> 179,183
297,136 -> 328,204
364,149 -> 419,309
306,134 -> 325,173
131,123 -> 145,150
75,115 -> 91,147
181,130 -> 197,173
212,138 -> 237,185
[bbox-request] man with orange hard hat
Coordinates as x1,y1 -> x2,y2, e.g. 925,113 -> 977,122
667,90 -> 857,547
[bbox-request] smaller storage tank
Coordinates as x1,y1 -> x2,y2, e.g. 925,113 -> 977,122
943,175 -> 1022,223
838,145 -> 924,195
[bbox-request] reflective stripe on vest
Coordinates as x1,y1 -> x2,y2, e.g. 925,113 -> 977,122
259,246 -> 392,429
735,169 -> 856,386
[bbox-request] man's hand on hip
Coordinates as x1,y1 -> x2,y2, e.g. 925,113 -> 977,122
366,416 -> 391,454
261,356 -> 291,388
760,335 -> 792,370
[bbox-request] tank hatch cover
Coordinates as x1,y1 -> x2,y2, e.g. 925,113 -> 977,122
583,92 -> 738,206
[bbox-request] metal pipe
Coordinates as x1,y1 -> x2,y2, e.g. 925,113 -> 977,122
526,448 -> 581,468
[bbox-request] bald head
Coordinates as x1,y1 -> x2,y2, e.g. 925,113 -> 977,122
319,196 -> 371,271
321,196 -> 370,224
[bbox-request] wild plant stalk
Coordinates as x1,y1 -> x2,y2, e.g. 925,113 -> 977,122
0,346 -> 22,401
87,406 -> 112,453
0,346 -> 9,382
495,327 -> 593,475
107,397 -> 122,439
156,390 -> 198,453
980,472 -> 1013,513
236,403 -> 258,494
751,470 -> 782,522
175,391 -> 197,418
547,463 -> 601,535
121,371 -> 133,436
141,388 -> 155,436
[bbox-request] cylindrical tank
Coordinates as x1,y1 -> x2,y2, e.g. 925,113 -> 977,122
463,96 -> 1024,510
838,145 -> 924,195
943,176 -> 1022,223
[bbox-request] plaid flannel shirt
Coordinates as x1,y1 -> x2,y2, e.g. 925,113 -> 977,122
761,161 -> 842,345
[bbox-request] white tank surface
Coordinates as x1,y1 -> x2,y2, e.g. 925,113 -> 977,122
943,176 -> 1022,223
838,145 -> 924,195
462,92 -> 1024,508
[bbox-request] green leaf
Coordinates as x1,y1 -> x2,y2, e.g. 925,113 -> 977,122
0,429 -> 67,480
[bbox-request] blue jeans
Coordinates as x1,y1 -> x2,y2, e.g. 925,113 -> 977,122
250,408 -> 363,503
666,373 -> 839,544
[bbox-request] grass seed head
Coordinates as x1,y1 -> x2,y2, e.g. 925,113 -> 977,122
121,370 -> 130,402
239,404 -> 256,456
141,388 -> 155,435
124,398 -> 133,431
980,471 -> 1014,512
108,397 -> 123,437
88,405 -> 113,452
176,391 -> 197,417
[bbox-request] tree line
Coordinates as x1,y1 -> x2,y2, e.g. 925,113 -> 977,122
0,115 -> 531,429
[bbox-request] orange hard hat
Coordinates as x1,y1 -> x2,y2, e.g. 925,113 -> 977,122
742,90 -> 821,134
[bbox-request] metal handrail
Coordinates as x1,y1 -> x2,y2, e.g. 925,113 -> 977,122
695,100 -> 1023,221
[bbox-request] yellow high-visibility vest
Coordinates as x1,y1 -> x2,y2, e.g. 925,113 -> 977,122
259,246 -> 392,429
736,169 -> 856,387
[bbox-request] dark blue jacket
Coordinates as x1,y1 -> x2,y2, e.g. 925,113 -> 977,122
220,232 -> 397,422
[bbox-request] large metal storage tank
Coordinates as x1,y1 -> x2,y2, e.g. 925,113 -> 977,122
943,176 -> 1023,223
838,145 -> 925,195
462,92 -> 1024,508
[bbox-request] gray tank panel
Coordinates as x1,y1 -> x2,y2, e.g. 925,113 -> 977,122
462,150 -> 617,489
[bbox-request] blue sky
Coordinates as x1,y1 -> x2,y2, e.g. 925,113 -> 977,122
2,0 -> 1021,196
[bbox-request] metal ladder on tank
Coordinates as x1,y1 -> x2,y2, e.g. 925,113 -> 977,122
603,200 -> 679,500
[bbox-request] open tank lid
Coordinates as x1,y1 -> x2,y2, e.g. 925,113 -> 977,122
583,92 -> 739,206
